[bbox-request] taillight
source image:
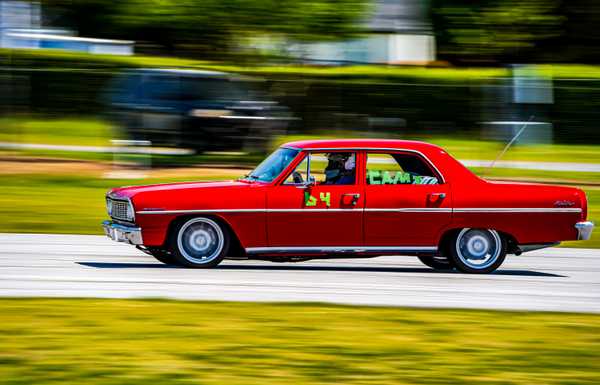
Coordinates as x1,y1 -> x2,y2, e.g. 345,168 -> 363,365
579,190 -> 588,221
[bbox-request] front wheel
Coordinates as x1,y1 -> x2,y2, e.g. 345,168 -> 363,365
169,217 -> 229,268
448,228 -> 506,274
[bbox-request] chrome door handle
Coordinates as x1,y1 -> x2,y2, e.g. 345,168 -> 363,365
428,192 -> 446,203
342,193 -> 361,206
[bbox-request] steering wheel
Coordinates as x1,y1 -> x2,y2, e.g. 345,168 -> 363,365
292,171 -> 304,184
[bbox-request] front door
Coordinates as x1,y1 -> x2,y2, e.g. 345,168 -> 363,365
267,151 -> 364,248
363,151 -> 452,247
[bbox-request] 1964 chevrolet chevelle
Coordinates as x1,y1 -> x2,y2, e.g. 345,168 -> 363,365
103,139 -> 594,273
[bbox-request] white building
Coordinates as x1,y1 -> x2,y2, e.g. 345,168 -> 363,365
290,0 -> 435,64
0,0 -> 133,55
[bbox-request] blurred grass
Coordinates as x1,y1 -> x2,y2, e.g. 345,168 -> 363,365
4,117 -> 600,165
0,116 -> 118,146
0,174 -> 234,235
0,172 -> 598,248
1,298 -> 599,385
277,134 -> 600,164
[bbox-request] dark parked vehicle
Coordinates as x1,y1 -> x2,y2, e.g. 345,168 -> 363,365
108,69 -> 292,152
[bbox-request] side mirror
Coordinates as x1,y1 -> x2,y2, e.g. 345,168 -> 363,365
295,175 -> 316,189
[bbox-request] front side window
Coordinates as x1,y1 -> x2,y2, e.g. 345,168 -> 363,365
246,147 -> 299,182
284,152 -> 357,185
366,152 -> 439,185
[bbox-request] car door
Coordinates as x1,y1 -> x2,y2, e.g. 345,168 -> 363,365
266,151 -> 364,248
363,151 -> 452,247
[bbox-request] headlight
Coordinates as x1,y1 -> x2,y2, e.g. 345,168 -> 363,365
126,203 -> 134,221
106,196 -> 135,222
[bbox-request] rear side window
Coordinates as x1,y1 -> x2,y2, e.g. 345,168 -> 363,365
366,152 -> 439,185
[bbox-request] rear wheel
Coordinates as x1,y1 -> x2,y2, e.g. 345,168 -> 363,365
417,255 -> 454,271
169,217 -> 229,268
448,228 -> 506,274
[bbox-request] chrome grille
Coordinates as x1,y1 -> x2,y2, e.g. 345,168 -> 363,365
108,199 -> 131,221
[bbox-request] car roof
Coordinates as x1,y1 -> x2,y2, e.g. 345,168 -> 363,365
282,139 -> 444,152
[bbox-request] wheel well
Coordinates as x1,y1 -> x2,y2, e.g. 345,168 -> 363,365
438,228 -> 518,255
164,214 -> 245,258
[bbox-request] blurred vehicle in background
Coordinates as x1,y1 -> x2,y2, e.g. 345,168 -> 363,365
107,69 -> 293,153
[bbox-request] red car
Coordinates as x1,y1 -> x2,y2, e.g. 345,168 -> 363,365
103,139 -> 594,273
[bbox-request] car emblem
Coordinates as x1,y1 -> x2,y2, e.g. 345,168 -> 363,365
554,200 -> 575,207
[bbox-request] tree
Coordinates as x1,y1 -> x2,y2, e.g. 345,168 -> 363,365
41,0 -> 371,58
431,0 -> 564,64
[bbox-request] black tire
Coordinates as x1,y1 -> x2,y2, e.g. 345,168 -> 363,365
448,228 -> 507,274
147,248 -> 179,266
417,255 -> 455,271
169,217 -> 229,268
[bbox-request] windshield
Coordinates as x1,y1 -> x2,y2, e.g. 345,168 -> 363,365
245,147 -> 299,182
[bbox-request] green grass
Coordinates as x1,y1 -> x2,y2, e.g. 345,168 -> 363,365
0,172 -> 598,248
0,174 -> 234,235
0,116 -> 118,146
0,298 -> 599,385
3,116 -> 600,167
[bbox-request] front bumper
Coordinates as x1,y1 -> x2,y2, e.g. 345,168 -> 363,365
102,220 -> 143,245
575,221 -> 594,241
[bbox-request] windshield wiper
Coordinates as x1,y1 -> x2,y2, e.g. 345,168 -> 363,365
241,174 -> 260,182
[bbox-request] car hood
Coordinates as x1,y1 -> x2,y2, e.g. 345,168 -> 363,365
108,180 -> 251,199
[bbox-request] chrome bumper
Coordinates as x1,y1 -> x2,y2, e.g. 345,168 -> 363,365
575,221 -> 594,241
102,220 -> 143,245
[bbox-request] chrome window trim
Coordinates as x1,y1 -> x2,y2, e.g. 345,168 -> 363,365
137,207 -> 579,215
245,246 -> 438,254
283,147 -> 445,184
281,149 -> 361,186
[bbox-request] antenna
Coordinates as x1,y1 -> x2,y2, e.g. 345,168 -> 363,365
484,115 -> 535,176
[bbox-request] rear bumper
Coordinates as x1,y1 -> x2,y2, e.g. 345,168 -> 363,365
575,221 -> 594,241
102,220 -> 143,245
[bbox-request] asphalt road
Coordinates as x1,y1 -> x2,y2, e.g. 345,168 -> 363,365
1,233 -> 599,313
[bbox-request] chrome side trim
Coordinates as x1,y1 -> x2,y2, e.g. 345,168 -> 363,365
245,246 -> 438,255
137,207 -> 581,215
575,221 -> 594,240
366,208 -> 452,213
138,208 -> 265,214
454,208 -> 582,213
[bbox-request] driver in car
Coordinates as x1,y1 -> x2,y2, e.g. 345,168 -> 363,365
324,153 -> 355,185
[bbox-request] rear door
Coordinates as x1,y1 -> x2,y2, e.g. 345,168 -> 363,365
363,151 -> 452,247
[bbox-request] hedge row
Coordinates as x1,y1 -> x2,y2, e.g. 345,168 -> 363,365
1,49 -> 600,143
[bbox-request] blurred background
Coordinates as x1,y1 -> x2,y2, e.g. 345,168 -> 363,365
0,0 -> 599,247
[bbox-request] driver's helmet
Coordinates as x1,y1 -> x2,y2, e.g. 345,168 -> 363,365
325,152 -> 354,182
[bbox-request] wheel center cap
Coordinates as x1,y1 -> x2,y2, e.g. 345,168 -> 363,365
466,235 -> 488,258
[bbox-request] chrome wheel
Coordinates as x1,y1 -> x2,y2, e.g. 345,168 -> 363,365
455,228 -> 502,270
177,218 -> 225,265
